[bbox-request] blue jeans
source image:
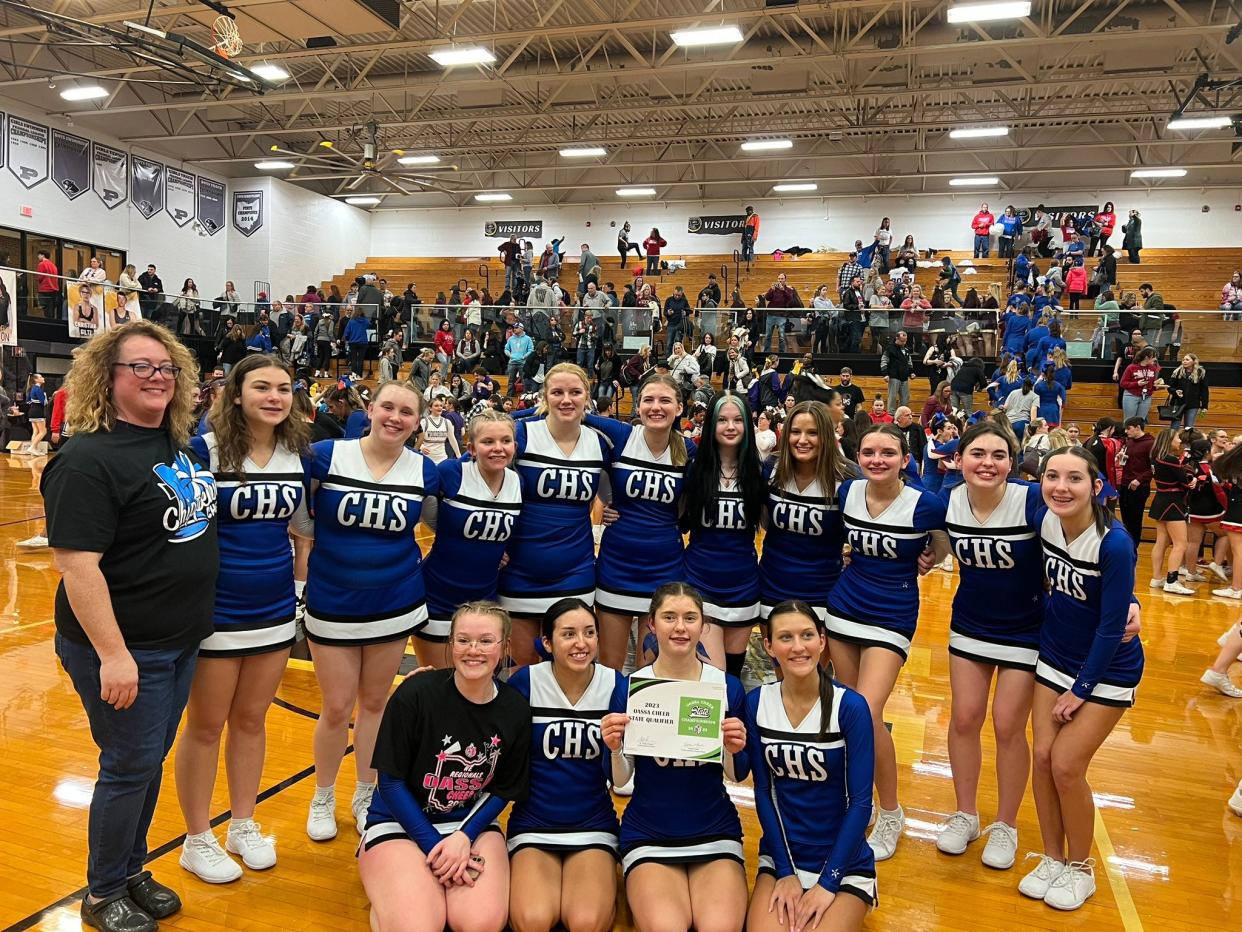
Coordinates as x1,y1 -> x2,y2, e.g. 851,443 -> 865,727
1121,393 -> 1151,423
576,341 -> 596,373
505,264 -> 520,293
765,319 -> 787,354
506,359 -> 524,394
666,324 -> 684,351
55,634 -> 197,898
1171,407 -> 1199,430
973,234 -> 990,258
741,233 -> 754,263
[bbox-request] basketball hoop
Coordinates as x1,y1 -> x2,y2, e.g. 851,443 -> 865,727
211,14 -> 243,59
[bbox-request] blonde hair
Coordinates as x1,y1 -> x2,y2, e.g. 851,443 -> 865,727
1047,427 -> 1070,449
371,378 -> 423,417
65,319 -> 199,446
1052,347 -> 1069,369
535,362 -> 591,416
637,374 -> 689,467
449,600 -> 512,673
466,407 -> 516,445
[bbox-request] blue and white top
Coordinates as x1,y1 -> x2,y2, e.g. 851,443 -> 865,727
421,459 -> 522,639
189,433 -> 305,657
745,682 -> 876,901
825,478 -> 947,659
943,481 -> 1043,669
758,472 -> 852,618
499,418 -> 608,614
591,416 -> 692,614
1037,511 -> 1143,705
304,439 -> 439,644
506,662 -> 626,853
682,476 -> 761,624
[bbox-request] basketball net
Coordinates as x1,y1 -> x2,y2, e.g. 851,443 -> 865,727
211,14 -> 243,59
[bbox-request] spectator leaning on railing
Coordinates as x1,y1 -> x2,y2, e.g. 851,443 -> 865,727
1221,271 -> 1242,320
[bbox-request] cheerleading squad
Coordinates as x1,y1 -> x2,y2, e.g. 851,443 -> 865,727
100,343 -> 1167,932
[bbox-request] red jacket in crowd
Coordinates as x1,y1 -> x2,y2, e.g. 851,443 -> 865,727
971,210 -> 995,235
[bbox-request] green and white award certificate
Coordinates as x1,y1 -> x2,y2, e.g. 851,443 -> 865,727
623,676 -> 726,763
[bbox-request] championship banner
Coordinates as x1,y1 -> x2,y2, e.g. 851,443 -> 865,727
51,129 -> 91,200
165,167 -> 196,227
0,267 -> 16,347
687,214 -> 747,235
7,116 -> 49,190
232,190 -> 264,237
484,220 -> 542,238
92,142 -> 128,209
1018,204 -> 1098,225
132,156 -> 165,219
196,177 -> 226,235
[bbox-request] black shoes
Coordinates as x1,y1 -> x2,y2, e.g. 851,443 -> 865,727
80,893 -> 156,932
127,871 -> 182,919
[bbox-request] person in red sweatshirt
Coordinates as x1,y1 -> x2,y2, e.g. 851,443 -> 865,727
971,203 -> 995,258
1117,416 -> 1155,553
867,395 -> 895,424
643,228 -> 667,276
36,250 -> 60,318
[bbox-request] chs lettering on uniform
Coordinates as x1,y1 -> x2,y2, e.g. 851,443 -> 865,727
1044,555 -> 1087,601
541,720 -> 603,760
463,510 -> 515,542
230,483 -> 299,521
771,502 -> 825,536
624,470 -> 678,504
337,491 -> 409,532
536,468 -> 596,501
712,498 -> 749,530
848,527 -> 898,559
952,537 -> 1016,570
765,743 -> 829,782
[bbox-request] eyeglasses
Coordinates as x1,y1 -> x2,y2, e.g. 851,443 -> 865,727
451,635 -> 502,650
112,362 -> 182,379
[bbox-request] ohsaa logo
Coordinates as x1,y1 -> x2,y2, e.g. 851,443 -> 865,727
484,221 -> 498,236
688,216 -> 703,234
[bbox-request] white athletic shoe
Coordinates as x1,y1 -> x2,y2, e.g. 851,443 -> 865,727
1181,570 -> 1207,582
1205,562 -> 1230,582
16,534 -> 48,549
1163,580 -> 1195,595
611,775 -> 635,797
935,811 -> 980,855
867,806 -> 904,862
226,819 -> 277,870
1230,782 -> 1242,817
1017,853 -> 1065,899
179,832 -> 243,883
980,822 -> 1018,869
352,782 -> 376,835
1044,859 -> 1097,911
1212,587 -> 1242,600
1200,670 -> 1242,698
1148,578 -> 1166,589
307,789 -> 338,842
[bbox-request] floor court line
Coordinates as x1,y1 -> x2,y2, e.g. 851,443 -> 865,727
1093,808 -> 1144,932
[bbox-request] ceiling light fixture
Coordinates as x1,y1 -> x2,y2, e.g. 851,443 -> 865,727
617,187 -> 657,197
949,126 -> 1009,138
59,85 -> 109,101
345,196 -> 381,205
1166,115 -> 1233,130
474,192 -> 512,201
741,139 -> 793,152
670,25 -> 744,46
398,155 -> 441,165
1130,168 -> 1187,178
560,147 -> 607,157
255,160 -> 294,170
946,1 -> 1032,23
251,63 -> 290,82
430,47 -> 496,66
773,183 -> 818,192
948,176 -> 1000,186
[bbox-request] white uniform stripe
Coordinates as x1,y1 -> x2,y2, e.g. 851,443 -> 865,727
305,604 -> 427,642
594,587 -> 656,615
1035,660 -> 1137,704
757,855 -> 877,902
703,599 -> 761,624
823,613 -> 911,656
621,839 -> 744,873
200,622 -> 295,654
760,601 -> 827,622
506,830 -> 619,852
948,631 -> 1039,669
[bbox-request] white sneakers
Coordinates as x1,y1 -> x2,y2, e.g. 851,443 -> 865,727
980,822 -> 1018,869
226,819 -> 277,870
179,831 -> 243,884
352,782 -> 376,835
1018,853 -> 1065,898
936,813 -> 1016,868
1230,782 -> 1242,817
307,787 -> 338,842
935,811 -> 980,854
1018,854 -> 1096,910
1201,669 -> 1242,698
1162,580 -> 1195,596
16,534 -> 48,549
1213,587 -> 1242,600
867,806 -> 904,861
1204,561 -> 1230,582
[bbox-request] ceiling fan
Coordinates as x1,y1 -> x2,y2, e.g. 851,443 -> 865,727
267,121 -> 466,195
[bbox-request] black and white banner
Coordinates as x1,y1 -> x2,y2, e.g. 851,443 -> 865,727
165,167 -> 196,227
6,116 -> 49,189
132,156 -> 165,219
92,143 -> 128,209
687,214 -> 747,235
484,219 -> 542,238
232,190 -> 264,237
51,129 -> 91,200
1018,204 -> 1098,225
0,112 -> 6,171
196,177 -> 226,235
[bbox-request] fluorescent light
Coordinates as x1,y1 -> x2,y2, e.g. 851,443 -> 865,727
255,160 -> 294,170
670,25 -> 744,46
947,1 -> 1032,23
949,176 -> 1000,186
560,147 -> 607,157
251,63 -> 290,82
949,126 -> 1009,139
474,193 -> 512,202
773,183 -> 817,192
1131,168 -> 1187,178
617,187 -> 656,197
1167,115 -> 1233,130
60,85 -> 108,101
741,139 -> 793,152
345,196 -> 381,205
430,46 -> 496,66
398,155 -> 440,165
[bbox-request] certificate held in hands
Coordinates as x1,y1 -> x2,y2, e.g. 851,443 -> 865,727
623,676 -> 726,764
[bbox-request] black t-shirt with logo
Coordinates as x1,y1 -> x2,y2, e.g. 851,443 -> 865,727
41,422 -> 219,650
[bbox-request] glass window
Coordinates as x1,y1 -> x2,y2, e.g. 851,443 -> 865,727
25,233 -> 59,318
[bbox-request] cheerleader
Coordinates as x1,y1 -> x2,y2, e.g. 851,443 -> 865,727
1184,430 -> 1228,581
600,583 -> 749,932
758,401 -> 855,622
1024,447 -> 1143,910
299,379 -> 440,841
499,363 -> 609,666
359,602 -> 530,932
1147,428 -> 1196,595
824,422 -> 949,861
175,355 -> 310,882
22,373 -> 47,454
507,599 -> 626,932
934,422 -> 1042,869
1210,443 -> 1242,599
682,393 -> 766,674
420,395 -> 462,464
745,601 -> 876,932
416,410 -> 522,667
591,373 -> 692,670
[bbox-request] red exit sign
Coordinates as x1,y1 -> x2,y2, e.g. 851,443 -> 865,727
19,205 -> 33,217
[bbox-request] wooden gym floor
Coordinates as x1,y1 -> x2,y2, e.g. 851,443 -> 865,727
1,454 -> 1239,931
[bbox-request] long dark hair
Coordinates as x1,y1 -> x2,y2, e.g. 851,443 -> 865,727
1038,446 -> 1112,535
684,393 -> 765,529
767,600 -> 834,741
208,354 -> 311,478
540,597 -> 596,642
